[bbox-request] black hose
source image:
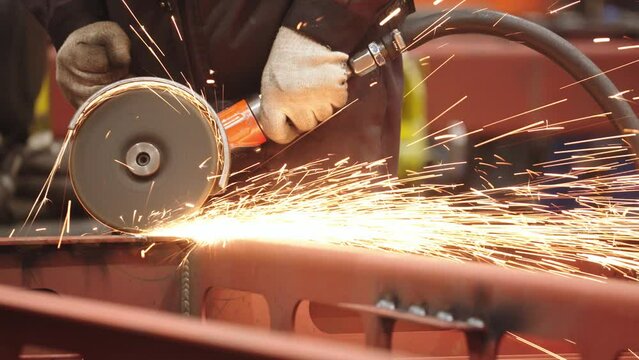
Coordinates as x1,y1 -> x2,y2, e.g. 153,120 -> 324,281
398,9 -> 639,153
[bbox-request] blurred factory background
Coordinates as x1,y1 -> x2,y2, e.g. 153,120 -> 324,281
1,0 -> 638,233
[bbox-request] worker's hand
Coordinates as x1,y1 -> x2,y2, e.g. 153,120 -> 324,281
57,21 -> 131,108
260,27 -> 350,144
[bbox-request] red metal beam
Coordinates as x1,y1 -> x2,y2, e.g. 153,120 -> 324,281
0,236 -> 185,313
2,236 -> 639,359
0,283 -> 390,360
187,238 -> 639,360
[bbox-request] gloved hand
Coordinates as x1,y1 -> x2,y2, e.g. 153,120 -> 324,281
260,27 -> 350,144
56,21 -> 131,108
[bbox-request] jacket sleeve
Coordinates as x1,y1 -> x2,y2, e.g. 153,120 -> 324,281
281,0 -> 415,54
21,0 -> 106,49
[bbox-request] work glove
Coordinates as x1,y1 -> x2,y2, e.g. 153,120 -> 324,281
56,21 -> 131,108
260,27 -> 350,144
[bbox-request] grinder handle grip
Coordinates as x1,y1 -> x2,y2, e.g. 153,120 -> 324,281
218,96 -> 267,149
219,61 -> 358,150
219,30 -> 402,149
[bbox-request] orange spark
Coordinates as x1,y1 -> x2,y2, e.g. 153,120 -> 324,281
549,0 -> 581,15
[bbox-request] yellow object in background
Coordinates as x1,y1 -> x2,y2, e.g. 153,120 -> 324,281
398,55 -> 428,178
31,71 -> 50,133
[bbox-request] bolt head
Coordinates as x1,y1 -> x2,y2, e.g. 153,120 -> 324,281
436,311 -> 454,322
467,317 -> 485,329
376,298 -> 396,311
408,305 -> 426,316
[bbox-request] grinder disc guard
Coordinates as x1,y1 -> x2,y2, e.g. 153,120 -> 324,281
69,78 -> 230,233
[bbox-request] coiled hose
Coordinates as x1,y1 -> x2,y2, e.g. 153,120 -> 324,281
393,9 -> 639,152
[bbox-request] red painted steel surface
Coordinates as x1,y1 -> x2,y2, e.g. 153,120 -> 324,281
0,236 -> 183,312
1,236 -> 638,359
190,238 -> 639,359
0,282 -> 391,360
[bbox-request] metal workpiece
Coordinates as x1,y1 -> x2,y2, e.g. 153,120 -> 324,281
186,239 -> 639,359
0,236 -> 186,313
0,283 -> 391,360
1,236 -> 639,358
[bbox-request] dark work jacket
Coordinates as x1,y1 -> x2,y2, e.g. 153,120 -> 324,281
24,0 -> 414,176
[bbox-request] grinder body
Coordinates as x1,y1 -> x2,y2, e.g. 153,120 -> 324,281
68,29 -> 404,233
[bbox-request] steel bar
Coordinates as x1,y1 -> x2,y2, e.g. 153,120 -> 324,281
0,283 -> 390,360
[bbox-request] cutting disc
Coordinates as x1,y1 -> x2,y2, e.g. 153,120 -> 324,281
69,78 -> 229,233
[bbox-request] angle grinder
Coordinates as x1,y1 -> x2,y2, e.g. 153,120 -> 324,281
68,9 -> 639,234
68,31 -> 405,233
